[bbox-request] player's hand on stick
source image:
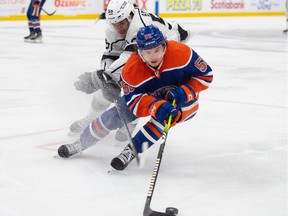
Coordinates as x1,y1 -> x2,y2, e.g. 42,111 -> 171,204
166,84 -> 196,109
149,100 -> 181,126
97,70 -> 121,103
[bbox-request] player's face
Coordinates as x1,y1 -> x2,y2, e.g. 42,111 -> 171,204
112,19 -> 130,38
140,45 -> 166,67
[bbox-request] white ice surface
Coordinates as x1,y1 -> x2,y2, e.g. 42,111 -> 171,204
0,16 -> 287,216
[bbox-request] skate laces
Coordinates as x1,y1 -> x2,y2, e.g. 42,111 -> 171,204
66,140 -> 83,155
119,145 -> 135,164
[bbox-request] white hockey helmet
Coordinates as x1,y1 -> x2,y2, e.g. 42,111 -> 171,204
106,0 -> 135,24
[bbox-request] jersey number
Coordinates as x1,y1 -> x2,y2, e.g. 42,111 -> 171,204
121,81 -> 135,95
195,57 -> 208,72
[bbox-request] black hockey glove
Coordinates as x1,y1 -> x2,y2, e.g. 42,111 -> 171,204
97,70 -> 121,103
74,70 -> 102,94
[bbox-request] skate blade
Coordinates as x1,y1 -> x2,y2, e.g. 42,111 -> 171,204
25,39 -> 43,43
53,152 -> 83,159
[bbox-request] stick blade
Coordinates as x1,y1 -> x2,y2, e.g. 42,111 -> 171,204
148,210 -> 176,216
144,206 -> 178,216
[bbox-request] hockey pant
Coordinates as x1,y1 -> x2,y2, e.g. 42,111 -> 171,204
79,96 -> 137,149
26,0 -> 46,33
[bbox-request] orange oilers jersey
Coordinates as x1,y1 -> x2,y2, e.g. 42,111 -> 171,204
120,40 -> 213,117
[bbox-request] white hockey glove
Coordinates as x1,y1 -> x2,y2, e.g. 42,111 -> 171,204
97,70 -> 121,103
74,70 -> 103,94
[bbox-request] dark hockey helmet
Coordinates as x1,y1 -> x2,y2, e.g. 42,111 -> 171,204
136,24 -> 166,50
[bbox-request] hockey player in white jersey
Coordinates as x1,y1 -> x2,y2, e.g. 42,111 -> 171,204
69,0 -> 191,141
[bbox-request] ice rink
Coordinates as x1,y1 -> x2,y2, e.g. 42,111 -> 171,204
0,16 -> 287,216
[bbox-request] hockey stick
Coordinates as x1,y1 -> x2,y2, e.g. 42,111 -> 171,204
143,100 -> 178,216
41,8 -> 56,16
95,12 -> 106,24
114,99 -> 143,167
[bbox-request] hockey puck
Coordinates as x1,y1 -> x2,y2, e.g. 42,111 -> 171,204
165,207 -> 178,215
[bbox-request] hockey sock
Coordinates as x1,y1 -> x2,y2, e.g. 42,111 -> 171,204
80,117 -> 110,148
133,120 -> 163,153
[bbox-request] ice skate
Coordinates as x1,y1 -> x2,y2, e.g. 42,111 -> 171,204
110,144 -> 135,170
58,140 -> 84,158
24,31 -> 36,42
29,32 -> 43,43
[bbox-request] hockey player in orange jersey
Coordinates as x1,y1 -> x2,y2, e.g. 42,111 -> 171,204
110,24 -> 213,170
57,24 -> 211,171
69,0 -> 191,140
